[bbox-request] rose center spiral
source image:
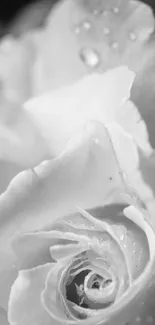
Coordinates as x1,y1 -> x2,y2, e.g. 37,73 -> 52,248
66,267 -> 117,310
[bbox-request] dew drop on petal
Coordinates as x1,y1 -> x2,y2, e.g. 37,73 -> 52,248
132,242 -> 136,254
82,20 -> 92,31
79,48 -> 100,68
111,42 -> 119,49
112,224 -> 127,242
112,7 -> 119,14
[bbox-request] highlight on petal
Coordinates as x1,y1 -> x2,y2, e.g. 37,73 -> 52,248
25,66 -> 134,156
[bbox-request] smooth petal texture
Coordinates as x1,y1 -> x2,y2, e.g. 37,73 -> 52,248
8,264 -> 54,325
25,66 -> 135,156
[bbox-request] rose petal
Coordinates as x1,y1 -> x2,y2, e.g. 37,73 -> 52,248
12,230 -> 87,270
31,0 -> 88,94
106,122 -> 155,206
42,262 -> 68,323
131,45 -> 155,149
115,100 -> 152,156
8,264 -> 54,325
25,66 -> 134,156
0,100 -> 50,168
89,205 -> 149,279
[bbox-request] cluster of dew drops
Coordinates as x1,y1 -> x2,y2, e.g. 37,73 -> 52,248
72,1 -> 143,70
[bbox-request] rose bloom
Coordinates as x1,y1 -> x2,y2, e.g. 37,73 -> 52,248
1,121 -> 155,325
7,203 -> 155,325
1,0 -> 155,194
0,64 -> 155,324
1,0 -> 155,324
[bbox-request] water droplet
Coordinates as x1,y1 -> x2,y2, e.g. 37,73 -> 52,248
80,48 -> 100,68
138,249 -> 143,258
112,7 -> 119,14
120,233 -> 125,241
132,242 -> 136,254
129,32 -> 137,41
103,27 -> 110,35
113,224 -> 127,241
111,42 -> 118,49
82,20 -> 92,31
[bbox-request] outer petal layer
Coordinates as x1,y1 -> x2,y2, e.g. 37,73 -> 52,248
8,264 -> 54,325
